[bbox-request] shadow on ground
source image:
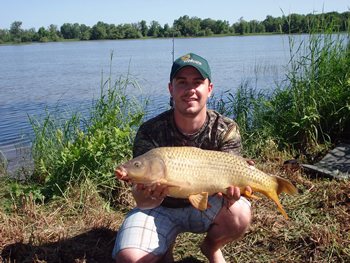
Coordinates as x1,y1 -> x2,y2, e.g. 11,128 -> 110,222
1,227 -> 118,262
0,227 -> 205,262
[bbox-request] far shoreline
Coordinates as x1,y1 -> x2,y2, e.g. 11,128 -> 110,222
0,32 -> 297,46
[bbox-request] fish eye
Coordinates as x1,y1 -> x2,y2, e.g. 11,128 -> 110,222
134,161 -> 141,168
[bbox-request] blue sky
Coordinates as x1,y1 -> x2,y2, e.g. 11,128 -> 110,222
1,0 -> 349,30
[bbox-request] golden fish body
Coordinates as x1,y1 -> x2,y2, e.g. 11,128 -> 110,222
115,147 -> 298,218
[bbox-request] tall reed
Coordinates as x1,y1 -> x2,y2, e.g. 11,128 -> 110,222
27,55 -> 147,200
213,18 -> 350,155
268,25 -> 350,150
0,150 -> 7,176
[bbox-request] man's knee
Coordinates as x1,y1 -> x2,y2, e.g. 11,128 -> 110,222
211,199 -> 251,241
115,248 -> 162,263
227,200 -> 251,238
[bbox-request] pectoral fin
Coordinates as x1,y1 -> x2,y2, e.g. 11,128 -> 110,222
159,179 -> 191,188
188,192 -> 209,210
244,189 -> 261,199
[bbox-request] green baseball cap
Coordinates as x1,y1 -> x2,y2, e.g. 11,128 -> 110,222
170,53 -> 211,82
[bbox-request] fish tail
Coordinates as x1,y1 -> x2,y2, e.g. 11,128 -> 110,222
265,176 -> 298,218
267,191 -> 289,218
275,176 -> 298,195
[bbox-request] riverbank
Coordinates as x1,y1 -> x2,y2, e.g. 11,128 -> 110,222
0,31 -> 281,45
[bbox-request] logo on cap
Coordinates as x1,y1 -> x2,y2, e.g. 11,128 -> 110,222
181,54 -> 191,61
181,54 -> 202,65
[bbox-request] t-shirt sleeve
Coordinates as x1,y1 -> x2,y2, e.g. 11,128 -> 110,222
132,124 -> 158,158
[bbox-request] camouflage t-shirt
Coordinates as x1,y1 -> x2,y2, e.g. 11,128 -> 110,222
132,108 -> 242,208
133,109 -> 242,158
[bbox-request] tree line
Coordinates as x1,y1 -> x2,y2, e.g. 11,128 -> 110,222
1,11 -> 349,44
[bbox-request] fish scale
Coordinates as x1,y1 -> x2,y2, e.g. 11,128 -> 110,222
115,146 -> 298,218
159,147 -> 261,195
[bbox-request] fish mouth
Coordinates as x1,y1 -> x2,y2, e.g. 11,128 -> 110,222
115,166 -> 130,181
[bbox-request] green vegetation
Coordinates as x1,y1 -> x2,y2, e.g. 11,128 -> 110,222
0,11 -> 349,44
0,22 -> 349,262
21,56 -> 146,202
210,27 -> 350,157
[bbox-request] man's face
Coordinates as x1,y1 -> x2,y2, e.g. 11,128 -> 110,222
169,66 -> 213,118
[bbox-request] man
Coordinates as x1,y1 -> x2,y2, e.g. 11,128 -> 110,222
113,53 -> 252,263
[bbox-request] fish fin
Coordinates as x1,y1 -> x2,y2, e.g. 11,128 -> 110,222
265,175 -> 297,219
159,179 -> 191,188
244,190 -> 261,199
274,176 -> 298,195
266,191 -> 289,219
188,192 -> 209,210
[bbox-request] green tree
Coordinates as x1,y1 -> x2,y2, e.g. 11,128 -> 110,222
257,23 -> 266,33
20,31 -> 32,42
235,17 -> 248,35
289,14 -> 305,33
0,29 -> 11,43
30,28 -> 40,42
148,20 -> 161,37
60,23 -> 72,39
125,26 -> 142,39
91,21 -> 107,40
174,15 -> 190,36
162,23 -> 173,37
213,20 -> 229,34
48,24 -> 58,35
79,24 -> 91,40
115,24 -> 127,39
188,16 -> 201,36
71,23 -> 80,38
248,20 -> 259,33
48,24 -> 60,41
60,23 -> 80,39
205,27 -> 214,35
200,18 -> 216,32
38,27 -> 49,38
274,17 -> 284,32
263,15 -> 276,32
108,24 -> 118,39
174,15 -> 202,36
10,21 -> 23,40
140,20 -> 148,36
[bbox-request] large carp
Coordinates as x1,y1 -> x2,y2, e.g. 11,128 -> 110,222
115,147 -> 298,218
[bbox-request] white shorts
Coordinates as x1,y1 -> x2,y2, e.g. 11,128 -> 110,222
112,196 -> 251,259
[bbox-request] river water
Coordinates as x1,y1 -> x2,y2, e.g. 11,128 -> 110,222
0,35 -> 292,170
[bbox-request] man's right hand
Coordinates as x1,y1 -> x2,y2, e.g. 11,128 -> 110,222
132,183 -> 169,210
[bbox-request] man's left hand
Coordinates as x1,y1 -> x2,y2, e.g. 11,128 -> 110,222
217,185 -> 252,207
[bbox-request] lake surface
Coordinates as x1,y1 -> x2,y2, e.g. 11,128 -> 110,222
0,35 -> 293,170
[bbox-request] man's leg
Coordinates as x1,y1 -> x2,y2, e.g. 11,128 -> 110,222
200,197 -> 251,263
115,248 -> 161,263
115,241 -> 175,263
113,205 -> 183,263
